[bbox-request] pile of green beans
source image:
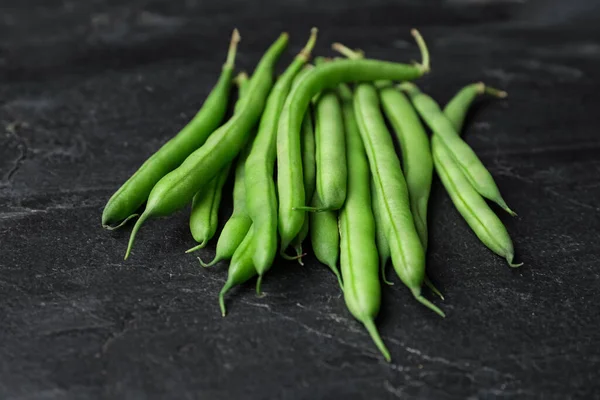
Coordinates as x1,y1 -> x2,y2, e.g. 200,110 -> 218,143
102,28 -> 522,362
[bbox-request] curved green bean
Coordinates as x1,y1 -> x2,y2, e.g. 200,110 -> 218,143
380,87 -> 431,249
244,30 -> 317,292
339,97 -> 390,362
277,29 -> 430,252
102,30 -> 240,229
354,83 -> 444,317
186,73 -> 251,252
400,82 -> 516,217
125,33 -> 289,259
433,82 -> 520,266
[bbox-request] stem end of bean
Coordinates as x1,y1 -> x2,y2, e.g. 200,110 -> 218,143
362,319 -> 391,362
481,82 -> 508,98
298,27 -> 319,61
410,28 -> 430,74
124,212 -> 149,260
224,28 -> 241,70
103,213 -> 139,231
412,289 -> 446,318
185,240 -> 208,254
331,42 -> 364,60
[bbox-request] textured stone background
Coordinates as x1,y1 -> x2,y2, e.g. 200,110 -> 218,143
1,0 -> 599,399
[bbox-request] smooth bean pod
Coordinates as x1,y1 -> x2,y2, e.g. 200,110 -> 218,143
244,30 -> 317,291
433,83 -> 520,266
125,33 -> 289,259
370,179 -> 393,285
380,87 -> 432,249
401,82 -> 516,217
290,100 -> 317,262
102,30 -> 240,229
186,73 -> 251,253
354,83 -> 444,317
313,89 -> 346,210
277,29 -> 430,251
339,97 -> 390,362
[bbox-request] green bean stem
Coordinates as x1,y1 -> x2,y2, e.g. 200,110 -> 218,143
125,32 -> 288,259
102,29 -> 240,229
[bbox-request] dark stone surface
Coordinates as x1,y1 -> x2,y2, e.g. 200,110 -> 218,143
1,0 -> 599,399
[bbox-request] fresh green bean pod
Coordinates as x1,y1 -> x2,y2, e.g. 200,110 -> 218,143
244,30 -> 317,291
219,226 -> 257,316
102,30 -> 240,229
313,90 -> 346,210
354,83 -> 444,317
309,194 -> 343,288
125,33 -> 289,259
380,87 -> 432,249
194,144 -> 253,265
339,96 -> 390,362
291,102 -> 317,261
401,82 -> 516,217
277,29 -> 430,252
186,73 -> 251,253
370,179 -> 393,285
432,83 -> 519,267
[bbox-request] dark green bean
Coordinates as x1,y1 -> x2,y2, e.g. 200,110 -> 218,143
124,33 -> 289,259
102,30 -> 240,229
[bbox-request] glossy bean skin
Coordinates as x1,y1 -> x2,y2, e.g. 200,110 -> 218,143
370,179 -> 393,285
244,30 -> 317,284
218,225 -> 257,316
290,104 -> 317,260
354,83 -> 444,317
102,30 -> 240,229
432,83 -> 520,266
309,194 -> 342,287
188,164 -> 231,249
187,75 -> 251,252
313,90 -> 346,210
197,146 -> 252,265
402,83 -> 515,216
277,31 -> 429,251
339,94 -> 390,361
380,87 -> 432,248
124,33 -> 289,259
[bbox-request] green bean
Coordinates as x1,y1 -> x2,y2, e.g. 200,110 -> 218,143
196,147 -> 252,265
219,226 -> 257,316
290,102 -> 317,262
354,83 -> 444,317
102,30 -> 240,229
339,94 -> 390,361
186,73 -> 251,252
244,30 -> 317,291
309,194 -> 343,288
432,83 -> 520,267
277,29 -> 430,252
124,33 -> 289,259
313,89 -> 346,210
380,87 -> 432,249
400,82 -> 516,217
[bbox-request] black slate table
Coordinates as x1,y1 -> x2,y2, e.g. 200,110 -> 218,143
1,1 -> 599,399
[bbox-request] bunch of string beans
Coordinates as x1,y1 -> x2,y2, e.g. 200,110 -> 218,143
101,28 -> 521,362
